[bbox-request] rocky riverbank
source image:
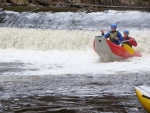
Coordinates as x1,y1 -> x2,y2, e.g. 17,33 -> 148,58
0,0 -> 149,6
0,0 -> 149,12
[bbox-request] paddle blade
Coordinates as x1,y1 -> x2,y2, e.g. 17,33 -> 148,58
123,44 -> 135,55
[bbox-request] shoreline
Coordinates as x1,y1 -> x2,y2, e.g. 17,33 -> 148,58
0,5 -> 149,12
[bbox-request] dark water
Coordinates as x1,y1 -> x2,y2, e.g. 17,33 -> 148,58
0,95 -> 142,113
0,70 -> 149,113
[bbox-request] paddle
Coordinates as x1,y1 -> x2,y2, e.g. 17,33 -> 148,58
119,40 -> 135,55
108,32 -> 135,55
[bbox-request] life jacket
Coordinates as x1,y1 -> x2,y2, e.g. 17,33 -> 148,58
123,37 -> 132,47
109,31 -> 118,42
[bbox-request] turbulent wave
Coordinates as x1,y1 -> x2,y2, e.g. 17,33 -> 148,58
131,30 -> 150,54
0,28 -> 97,51
0,27 -> 150,55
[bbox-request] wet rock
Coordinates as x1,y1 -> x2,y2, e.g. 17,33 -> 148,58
120,0 -> 138,5
1,2 -> 13,6
36,0 -> 49,6
28,3 -> 37,7
0,8 -> 5,23
0,0 -> 2,4
10,0 -> 29,5
0,0 -> 148,6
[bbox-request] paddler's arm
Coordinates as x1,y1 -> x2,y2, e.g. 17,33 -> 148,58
117,31 -> 124,42
129,37 -> 137,47
100,29 -> 110,38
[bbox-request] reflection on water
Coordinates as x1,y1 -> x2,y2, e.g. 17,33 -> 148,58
0,95 -> 142,113
0,72 -> 147,113
0,60 -> 149,113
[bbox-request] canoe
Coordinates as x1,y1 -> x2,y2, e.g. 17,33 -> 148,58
93,36 -> 142,62
134,85 -> 150,113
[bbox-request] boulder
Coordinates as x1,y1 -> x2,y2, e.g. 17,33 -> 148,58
36,0 -> 49,6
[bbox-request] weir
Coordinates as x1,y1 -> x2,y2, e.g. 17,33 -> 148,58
0,10 -> 150,30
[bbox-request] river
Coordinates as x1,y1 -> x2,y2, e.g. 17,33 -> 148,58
0,9 -> 150,113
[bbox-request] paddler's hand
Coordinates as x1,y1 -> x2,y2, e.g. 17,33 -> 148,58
115,37 -> 119,40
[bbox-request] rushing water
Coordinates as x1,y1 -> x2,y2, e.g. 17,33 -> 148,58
0,28 -> 150,76
0,10 -> 150,30
0,10 -> 150,112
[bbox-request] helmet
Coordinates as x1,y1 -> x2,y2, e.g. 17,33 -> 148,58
124,30 -> 129,34
111,24 -> 117,29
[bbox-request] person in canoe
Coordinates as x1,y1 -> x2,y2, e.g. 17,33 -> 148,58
100,23 -> 124,45
123,30 -> 137,48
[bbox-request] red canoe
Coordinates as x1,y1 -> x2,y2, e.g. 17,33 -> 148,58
94,36 -> 142,62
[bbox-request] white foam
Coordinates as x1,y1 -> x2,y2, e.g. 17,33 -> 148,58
0,28 -> 150,75
0,49 -> 149,76
0,28 -> 97,50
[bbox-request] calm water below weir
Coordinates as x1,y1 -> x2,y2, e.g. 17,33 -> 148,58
0,72 -> 150,113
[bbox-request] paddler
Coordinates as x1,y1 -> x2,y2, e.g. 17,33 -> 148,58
123,30 -> 137,48
100,23 -> 124,45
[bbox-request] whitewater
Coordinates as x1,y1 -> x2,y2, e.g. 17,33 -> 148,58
0,10 -> 150,76
0,27 -> 150,76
